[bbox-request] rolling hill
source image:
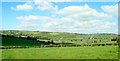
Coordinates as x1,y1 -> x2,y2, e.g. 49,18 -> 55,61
0,30 -> 118,47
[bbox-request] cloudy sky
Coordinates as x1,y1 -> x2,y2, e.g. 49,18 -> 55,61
2,0 -> 118,34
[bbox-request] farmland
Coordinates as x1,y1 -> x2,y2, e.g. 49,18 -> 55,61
1,30 -> 119,47
0,30 -> 119,59
2,46 -> 118,59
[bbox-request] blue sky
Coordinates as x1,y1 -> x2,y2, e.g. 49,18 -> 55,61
2,0 -> 118,34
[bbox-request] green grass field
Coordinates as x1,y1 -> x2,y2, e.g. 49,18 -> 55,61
2,46 -> 118,59
1,30 -> 119,59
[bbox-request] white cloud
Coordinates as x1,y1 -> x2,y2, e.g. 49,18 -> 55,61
16,15 -> 40,21
16,15 -> 53,30
16,14 -> 117,33
39,0 -> 118,2
16,15 -> 38,30
44,17 -> 74,29
45,19 -> 117,33
49,0 -> 82,2
101,4 -> 118,16
11,3 -> 33,11
15,3 -> 118,34
72,20 -> 117,33
17,21 -> 38,30
34,0 -> 58,11
16,15 -> 51,21
11,0 -> 58,11
58,4 -> 111,21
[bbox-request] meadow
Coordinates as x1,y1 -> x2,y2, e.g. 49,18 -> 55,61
1,30 -> 119,59
2,46 -> 118,59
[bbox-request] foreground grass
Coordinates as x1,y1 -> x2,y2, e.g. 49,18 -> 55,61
2,46 -> 118,59
0,49 -> 2,60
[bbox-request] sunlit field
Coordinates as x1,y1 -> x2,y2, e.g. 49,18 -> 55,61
2,46 -> 118,59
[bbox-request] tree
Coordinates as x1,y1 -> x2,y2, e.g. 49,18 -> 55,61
111,38 -> 116,41
47,41 -> 51,44
80,39 -> 83,41
27,36 -> 30,38
51,40 -> 54,44
99,40 -> 101,42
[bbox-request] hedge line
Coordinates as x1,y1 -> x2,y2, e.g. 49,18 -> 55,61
0,42 -> 118,49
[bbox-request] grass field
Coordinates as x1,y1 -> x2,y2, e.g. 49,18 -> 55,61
0,49 -> 2,60
2,46 -> 118,59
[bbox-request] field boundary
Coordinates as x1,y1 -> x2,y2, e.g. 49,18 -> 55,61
1,59 -> 119,61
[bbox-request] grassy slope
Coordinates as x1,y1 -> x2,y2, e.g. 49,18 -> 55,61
1,30 -> 117,39
2,46 -> 118,59
2,35 -> 117,46
1,30 -> 118,43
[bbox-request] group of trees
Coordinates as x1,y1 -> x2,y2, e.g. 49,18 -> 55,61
1,46 -> 29,49
2,34 -> 55,45
111,37 -> 119,41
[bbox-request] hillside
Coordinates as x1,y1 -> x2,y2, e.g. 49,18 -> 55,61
0,30 -> 118,47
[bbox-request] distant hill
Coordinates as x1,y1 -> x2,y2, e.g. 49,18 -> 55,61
0,30 -> 118,47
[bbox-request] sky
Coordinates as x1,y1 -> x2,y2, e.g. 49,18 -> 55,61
1,0 -> 119,34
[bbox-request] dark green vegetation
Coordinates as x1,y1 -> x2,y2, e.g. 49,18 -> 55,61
2,46 -> 118,59
2,37 -> 40,46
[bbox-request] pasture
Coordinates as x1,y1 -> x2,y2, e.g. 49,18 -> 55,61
2,46 -> 118,59
1,30 -> 119,59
